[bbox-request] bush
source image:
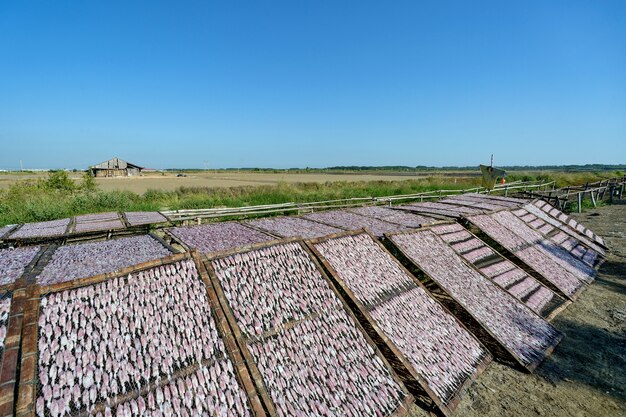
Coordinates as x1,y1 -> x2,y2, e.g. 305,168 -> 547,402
81,171 -> 97,192
44,171 -> 76,192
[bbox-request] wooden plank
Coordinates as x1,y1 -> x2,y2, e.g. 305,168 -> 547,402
162,228 -> 193,253
119,211 -> 132,228
0,290 -> 25,417
0,225 -> 18,241
15,287 -> 39,417
148,231 -> 182,254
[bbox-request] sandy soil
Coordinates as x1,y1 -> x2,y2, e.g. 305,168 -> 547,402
0,171 -> 473,193
408,203 -> 626,416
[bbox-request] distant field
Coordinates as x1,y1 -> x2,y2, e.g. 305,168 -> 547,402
0,170 -> 484,226
0,171 -> 478,193
0,169 -> 620,226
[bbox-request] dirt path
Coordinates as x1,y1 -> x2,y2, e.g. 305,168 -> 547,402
409,203 -> 626,417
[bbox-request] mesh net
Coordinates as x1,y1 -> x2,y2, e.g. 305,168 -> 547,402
36,235 -> 171,286
124,212 -> 168,226
348,206 -> 437,228
0,292 -> 12,364
0,246 -> 40,286
246,216 -> 342,239
168,222 -> 272,254
10,219 -> 70,239
303,210 -> 407,237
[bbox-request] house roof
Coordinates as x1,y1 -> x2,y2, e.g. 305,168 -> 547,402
90,157 -> 143,170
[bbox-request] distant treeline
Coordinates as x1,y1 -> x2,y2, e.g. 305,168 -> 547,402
4,164 -> 624,174
163,164 -> 626,173
322,164 -> 626,172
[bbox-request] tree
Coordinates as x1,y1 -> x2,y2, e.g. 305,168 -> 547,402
44,170 -> 76,192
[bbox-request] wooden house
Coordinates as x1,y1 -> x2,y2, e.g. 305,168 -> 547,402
90,157 -> 143,177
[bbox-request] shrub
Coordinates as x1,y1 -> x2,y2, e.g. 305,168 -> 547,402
44,171 -> 76,192
81,171 -> 98,192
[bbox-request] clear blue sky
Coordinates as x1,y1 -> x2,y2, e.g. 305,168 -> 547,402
1,1 -> 624,169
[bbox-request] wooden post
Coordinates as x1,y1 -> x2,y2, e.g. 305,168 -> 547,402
578,192 -> 582,213
590,191 -> 596,208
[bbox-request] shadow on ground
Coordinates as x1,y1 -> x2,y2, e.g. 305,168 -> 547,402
538,317 -> 626,403
596,261 -> 626,295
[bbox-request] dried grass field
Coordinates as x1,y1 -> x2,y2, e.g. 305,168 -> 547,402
0,171 -> 476,193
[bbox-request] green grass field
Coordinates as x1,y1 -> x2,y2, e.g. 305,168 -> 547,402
0,170 -> 621,226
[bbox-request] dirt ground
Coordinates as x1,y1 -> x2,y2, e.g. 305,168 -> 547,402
0,171 -> 473,193
409,202 -> 626,417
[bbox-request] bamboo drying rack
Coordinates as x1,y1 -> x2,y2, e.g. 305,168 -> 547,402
15,251 -> 267,417
416,221 -> 571,322
384,227 -> 564,373
204,238 -> 415,417
306,228 -> 493,417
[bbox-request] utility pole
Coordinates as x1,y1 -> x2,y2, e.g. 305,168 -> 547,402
20,160 -> 23,171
